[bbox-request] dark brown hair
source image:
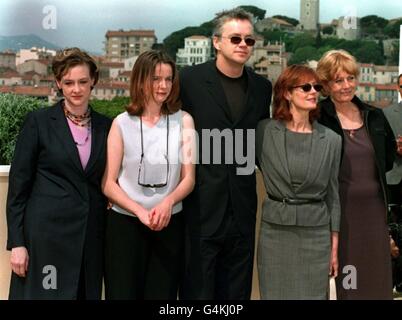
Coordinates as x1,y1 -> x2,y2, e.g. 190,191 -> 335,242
273,64 -> 320,123
52,47 -> 99,93
127,50 -> 180,115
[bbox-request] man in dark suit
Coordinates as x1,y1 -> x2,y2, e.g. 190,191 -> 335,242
179,8 -> 272,299
384,74 -> 402,291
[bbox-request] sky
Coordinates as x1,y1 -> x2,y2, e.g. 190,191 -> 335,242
0,0 -> 401,53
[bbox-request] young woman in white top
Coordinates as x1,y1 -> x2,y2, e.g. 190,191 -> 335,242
102,50 -> 195,299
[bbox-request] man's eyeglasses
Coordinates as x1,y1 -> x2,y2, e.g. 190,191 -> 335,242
292,83 -> 323,93
137,115 -> 169,188
399,85 -> 402,89
221,36 -> 256,47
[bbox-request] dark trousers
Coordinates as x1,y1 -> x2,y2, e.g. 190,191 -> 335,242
77,257 -> 86,300
180,209 -> 255,300
104,209 -> 184,300
388,181 -> 402,291
388,182 -> 402,221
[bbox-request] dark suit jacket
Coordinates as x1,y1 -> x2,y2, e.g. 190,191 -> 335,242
180,60 -> 272,237
383,102 -> 402,185
6,100 -> 111,299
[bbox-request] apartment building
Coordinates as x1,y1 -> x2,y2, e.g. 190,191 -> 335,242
0,51 -> 16,70
105,30 -> 157,62
176,35 -> 212,68
16,47 -> 56,66
359,64 -> 399,84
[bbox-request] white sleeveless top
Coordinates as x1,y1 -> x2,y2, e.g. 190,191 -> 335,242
112,110 -> 183,217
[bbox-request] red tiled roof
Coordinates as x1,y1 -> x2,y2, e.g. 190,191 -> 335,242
118,71 -> 131,77
271,18 -> 293,26
0,70 -> 21,78
375,84 -> 398,90
106,30 -> 156,38
359,63 -> 373,68
95,81 -> 129,90
101,62 -> 124,68
40,75 -> 54,81
374,65 -> 399,72
0,51 -> 16,56
0,85 -> 52,96
359,83 -> 398,90
187,35 -> 209,40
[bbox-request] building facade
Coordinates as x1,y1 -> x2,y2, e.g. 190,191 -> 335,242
105,30 -> 157,62
176,35 -> 211,68
300,0 -> 320,31
336,16 -> 361,41
0,52 -> 16,70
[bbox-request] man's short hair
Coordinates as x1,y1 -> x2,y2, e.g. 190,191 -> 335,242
212,8 -> 254,37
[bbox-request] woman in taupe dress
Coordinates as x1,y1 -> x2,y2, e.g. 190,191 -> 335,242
317,50 -> 396,300
256,65 -> 342,299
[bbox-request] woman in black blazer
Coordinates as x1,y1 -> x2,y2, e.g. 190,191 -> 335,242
317,49 -> 396,299
6,48 -> 111,299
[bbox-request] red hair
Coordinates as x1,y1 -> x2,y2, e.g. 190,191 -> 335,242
273,65 -> 320,123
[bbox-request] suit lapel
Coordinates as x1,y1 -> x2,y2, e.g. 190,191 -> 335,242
84,110 -> 105,175
270,121 -> 293,190
205,62 -> 233,122
49,100 -> 84,173
295,122 -> 326,192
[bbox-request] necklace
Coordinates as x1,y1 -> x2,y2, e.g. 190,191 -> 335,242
63,101 -> 91,127
348,128 -> 357,139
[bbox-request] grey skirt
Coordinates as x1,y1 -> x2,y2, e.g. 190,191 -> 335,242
257,221 -> 331,300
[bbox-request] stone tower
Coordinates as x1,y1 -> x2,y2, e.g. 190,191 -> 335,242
300,0 -> 319,31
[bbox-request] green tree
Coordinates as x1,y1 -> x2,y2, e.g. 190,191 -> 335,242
260,29 -> 289,45
390,41 -> 400,65
90,96 -> 130,119
315,30 -> 322,47
384,19 -> 402,38
272,15 -> 299,27
238,5 -> 266,20
361,15 -> 388,36
353,42 -> 385,64
322,26 -> 334,35
290,33 -> 315,52
163,24 -> 213,59
0,94 -> 48,164
289,46 -> 320,65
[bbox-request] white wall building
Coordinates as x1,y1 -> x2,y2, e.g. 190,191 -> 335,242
176,36 -> 211,68
300,0 -> 320,31
16,47 -> 56,66
124,56 -> 138,71
336,16 -> 361,41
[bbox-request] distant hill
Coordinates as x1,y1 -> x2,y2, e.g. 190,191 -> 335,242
0,34 -> 60,52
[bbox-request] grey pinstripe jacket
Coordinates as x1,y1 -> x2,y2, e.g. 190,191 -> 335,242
256,119 -> 342,231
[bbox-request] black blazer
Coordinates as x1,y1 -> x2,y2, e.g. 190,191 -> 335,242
6,100 -> 111,299
318,96 -> 395,206
180,60 -> 272,237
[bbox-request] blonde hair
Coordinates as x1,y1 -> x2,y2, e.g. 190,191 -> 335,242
316,49 -> 359,96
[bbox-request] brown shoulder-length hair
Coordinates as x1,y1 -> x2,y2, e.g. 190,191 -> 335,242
127,50 -> 180,115
273,64 -> 321,123
52,47 -> 99,94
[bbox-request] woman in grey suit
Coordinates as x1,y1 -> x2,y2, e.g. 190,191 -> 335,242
256,65 -> 342,299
